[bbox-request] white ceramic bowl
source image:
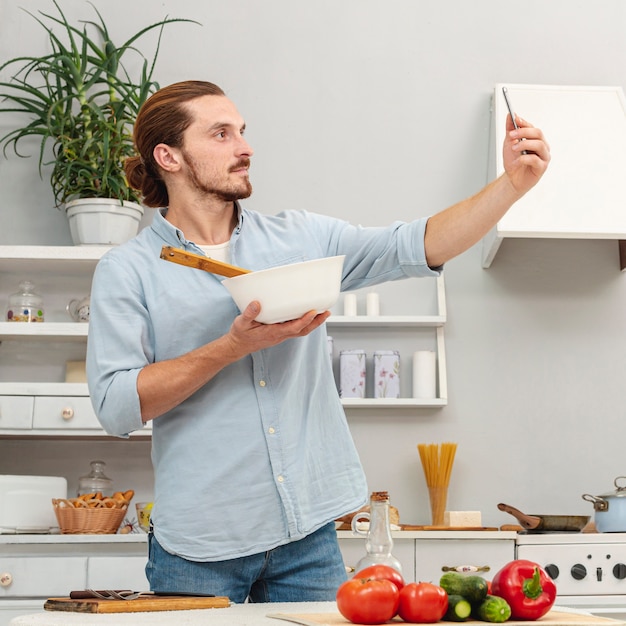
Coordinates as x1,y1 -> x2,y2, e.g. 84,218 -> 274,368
223,255 -> 345,324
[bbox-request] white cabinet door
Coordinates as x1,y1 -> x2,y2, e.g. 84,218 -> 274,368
338,538 -> 415,582
0,397 -> 33,429
33,396 -> 100,430
415,539 -> 515,583
0,557 -> 86,597
87,556 -> 149,590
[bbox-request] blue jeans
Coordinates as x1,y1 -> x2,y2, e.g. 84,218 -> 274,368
146,522 -> 348,603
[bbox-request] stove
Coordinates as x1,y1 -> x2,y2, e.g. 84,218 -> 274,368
516,532 -> 626,619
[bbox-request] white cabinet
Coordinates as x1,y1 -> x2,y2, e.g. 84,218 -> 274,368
483,84 -> 626,268
0,535 -> 149,626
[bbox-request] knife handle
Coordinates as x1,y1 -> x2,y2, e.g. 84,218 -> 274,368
69,590 -> 132,599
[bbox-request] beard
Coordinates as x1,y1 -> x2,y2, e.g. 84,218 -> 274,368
183,150 -> 253,201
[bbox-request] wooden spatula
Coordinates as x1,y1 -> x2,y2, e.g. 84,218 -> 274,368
160,245 -> 251,278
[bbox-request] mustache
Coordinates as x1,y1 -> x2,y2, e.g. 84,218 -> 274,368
230,158 -> 251,172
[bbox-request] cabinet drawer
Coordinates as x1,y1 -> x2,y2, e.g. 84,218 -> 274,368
415,539 -> 515,583
33,396 -> 100,430
0,556 -> 86,597
0,397 -> 33,429
87,556 -> 149,590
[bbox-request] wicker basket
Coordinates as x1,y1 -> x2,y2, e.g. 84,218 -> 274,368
52,498 -> 128,534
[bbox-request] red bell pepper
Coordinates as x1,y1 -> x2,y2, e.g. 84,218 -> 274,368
491,559 -> 557,620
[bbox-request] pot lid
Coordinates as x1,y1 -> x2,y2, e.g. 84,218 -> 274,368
599,476 -> 626,498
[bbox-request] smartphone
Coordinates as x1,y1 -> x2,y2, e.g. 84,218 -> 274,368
501,86 -> 528,154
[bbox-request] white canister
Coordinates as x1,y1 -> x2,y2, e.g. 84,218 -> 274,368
343,293 -> 357,316
412,350 -> 437,398
373,350 -> 400,398
339,349 -> 366,398
366,292 -> 380,316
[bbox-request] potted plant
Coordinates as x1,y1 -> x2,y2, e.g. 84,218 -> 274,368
0,1 -> 197,245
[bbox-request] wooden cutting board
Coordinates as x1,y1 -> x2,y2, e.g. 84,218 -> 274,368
44,595 -> 230,613
267,609 -> 625,626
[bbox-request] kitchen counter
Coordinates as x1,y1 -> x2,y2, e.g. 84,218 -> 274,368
0,530 -> 518,544
8,604 -> 625,626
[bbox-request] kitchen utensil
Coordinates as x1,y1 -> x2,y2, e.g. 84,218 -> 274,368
160,245 -> 251,277
222,255 -> 345,324
45,594 -> 230,613
582,476 -> 626,532
498,503 -> 589,532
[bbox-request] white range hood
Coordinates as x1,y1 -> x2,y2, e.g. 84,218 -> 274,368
482,84 -> 626,269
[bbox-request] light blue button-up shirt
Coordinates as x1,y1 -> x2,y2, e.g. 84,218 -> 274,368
86,206 -> 440,561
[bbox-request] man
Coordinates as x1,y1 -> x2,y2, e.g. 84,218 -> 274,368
87,80 -> 549,603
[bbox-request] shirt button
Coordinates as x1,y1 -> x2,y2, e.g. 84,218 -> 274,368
268,427 -> 275,434
259,380 -> 266,387
277,475 -> 284,483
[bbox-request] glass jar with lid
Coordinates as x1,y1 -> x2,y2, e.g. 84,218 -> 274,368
77,460 -> 114,496
6,280 -> 44,322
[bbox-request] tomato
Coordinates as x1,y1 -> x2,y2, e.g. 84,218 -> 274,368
336,577 -> 400,625
354,564 -> 405,591
397,582 -> 449,623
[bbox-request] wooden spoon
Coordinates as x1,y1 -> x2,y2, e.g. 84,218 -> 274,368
160,246 -> 251,278
497,503 -> 542,530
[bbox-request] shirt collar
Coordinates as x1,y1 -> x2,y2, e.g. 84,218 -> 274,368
150,201 -> 244,246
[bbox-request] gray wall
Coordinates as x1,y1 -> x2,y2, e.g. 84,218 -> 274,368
1,0 -> 626,526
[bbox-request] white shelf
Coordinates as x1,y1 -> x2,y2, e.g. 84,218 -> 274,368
341,397 -> 446,408
0,322 -> 88,341
328,315 -> 445,327
0,248 -> 449,416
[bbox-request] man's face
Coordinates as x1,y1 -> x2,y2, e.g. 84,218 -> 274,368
179,95 -> 253,201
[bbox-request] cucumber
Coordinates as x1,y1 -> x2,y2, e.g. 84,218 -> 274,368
439,572 -> 466,596
444,594 -> 472,622
440,573 -> 489,605
473,595 -> 511,623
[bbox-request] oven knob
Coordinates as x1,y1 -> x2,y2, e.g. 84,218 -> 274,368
571,564 -> 587,580
613,563 -> 626,580
544,564 -> 559,580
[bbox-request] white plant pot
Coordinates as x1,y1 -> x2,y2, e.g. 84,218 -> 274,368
65,198 -> 144,245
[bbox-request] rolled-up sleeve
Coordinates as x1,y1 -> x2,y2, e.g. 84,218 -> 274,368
86,253 -> 148,437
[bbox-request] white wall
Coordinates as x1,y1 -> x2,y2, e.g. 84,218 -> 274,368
2,0 -> 626,527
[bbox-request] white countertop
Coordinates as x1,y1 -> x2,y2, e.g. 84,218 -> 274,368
8,604 -> 617,626
0,529 -> 518,546
9,601 -> 333,625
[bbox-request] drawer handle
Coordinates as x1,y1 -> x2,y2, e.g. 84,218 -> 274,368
0,572 -> 13,587
441,565 -> 491,573
61,407 -> 75,420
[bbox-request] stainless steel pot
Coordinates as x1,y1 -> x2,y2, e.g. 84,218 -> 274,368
582,476 -> 626,532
